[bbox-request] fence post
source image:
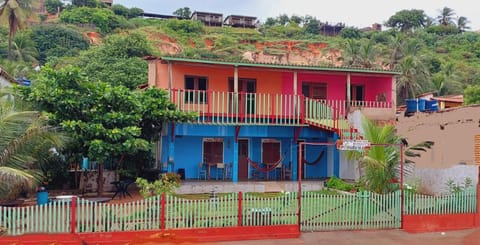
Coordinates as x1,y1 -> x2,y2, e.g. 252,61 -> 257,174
161,193 -> 166,229
70,197 -> 77,234
238,192 -> 243,226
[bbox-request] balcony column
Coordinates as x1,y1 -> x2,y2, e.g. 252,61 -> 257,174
167,62 -> 173,92
392,76 -> 397,107
232,137 -> 239,183
347,72 -> 352,105
293,71 -> 298,95
234,66 -> 239,92
292,141 -> 298,181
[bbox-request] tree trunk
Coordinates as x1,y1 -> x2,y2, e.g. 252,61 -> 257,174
97,163 -> 104,197
8,33 -> 12,61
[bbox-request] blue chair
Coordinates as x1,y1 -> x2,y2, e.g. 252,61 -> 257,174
198,162 -> 207,180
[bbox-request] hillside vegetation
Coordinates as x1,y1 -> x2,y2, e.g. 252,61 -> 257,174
1,2 -> 480,103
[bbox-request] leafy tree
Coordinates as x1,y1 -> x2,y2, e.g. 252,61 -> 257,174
0,87 -> 66,200
72,0 -> 99,8
437,6 -> 455,26
385,9 -> 427,32
340,27 -> 362,39
0,0 -> 30,60
76,32 -> 151,89
289,15 -> 303,25
464,85 -> 480,105
263,17 -> 277,27
111,4 -> 129,17
44,0 -> 63,14
303,16 -> 320,35
127,7 -> 143,19
60,6 -> 129,34
277,14 -> 290,26
30,24 -> 89,64
172,7 -> 191,19
23,66 -> 196,195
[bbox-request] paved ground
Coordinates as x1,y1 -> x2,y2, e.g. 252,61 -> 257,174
205,228 -> 480,245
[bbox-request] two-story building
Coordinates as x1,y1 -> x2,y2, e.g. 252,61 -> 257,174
191,11 -> 223,27
146,57 -> 399,182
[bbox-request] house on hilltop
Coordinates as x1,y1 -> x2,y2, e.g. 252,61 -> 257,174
191,11 -> 223,27
146,57 -> 399,182
223,15 -> 257,28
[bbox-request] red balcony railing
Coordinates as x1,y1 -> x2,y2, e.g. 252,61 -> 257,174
169,89 -> 393,139
170,89 -> 303,125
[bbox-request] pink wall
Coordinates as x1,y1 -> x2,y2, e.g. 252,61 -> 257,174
281,72 -> 392,102
155,60 -> 393,102
352,75 -> 392,102
155,61 -> 283,94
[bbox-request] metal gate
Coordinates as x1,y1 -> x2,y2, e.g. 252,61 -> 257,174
300,190 -> 401,231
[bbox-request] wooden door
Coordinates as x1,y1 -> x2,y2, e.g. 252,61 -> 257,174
238,139 -> 249,180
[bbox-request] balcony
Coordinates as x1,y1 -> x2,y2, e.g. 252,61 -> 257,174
169,89 -> 393,138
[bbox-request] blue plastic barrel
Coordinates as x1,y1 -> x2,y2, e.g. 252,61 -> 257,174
82,157 -> 88,170
37,190 -> 49,205
425,100 -> 439,112
417,99 -> 426,112
405,99 -> 418,113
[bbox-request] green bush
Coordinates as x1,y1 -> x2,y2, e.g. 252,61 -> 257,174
325,176 -> 355,192
136,173 -> 181,198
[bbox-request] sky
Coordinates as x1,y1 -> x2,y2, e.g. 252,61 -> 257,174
114,0 -> 480,31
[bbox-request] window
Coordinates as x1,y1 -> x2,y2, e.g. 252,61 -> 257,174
185,76 -> 207,103
302,83 -> 327,100
350,84 -> 364,101
262,140 -> 281,164
203,139 -> 223,164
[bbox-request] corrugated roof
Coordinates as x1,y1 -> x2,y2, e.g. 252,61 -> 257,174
158,56 -> 401,75
433,95 -> 464,103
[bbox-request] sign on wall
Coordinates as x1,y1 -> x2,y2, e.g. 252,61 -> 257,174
337,139 -> 371,151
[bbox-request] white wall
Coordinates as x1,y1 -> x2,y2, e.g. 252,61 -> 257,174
407,165 -> 479,195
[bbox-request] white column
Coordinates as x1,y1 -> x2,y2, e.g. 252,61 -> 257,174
293,71 -> 298,95
167,62 -> 172,91
346,72 -> 351,104
392,76 -> 397,107
234,66 -> 239,92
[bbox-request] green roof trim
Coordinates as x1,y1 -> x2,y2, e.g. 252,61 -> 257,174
160,56 -> 401,75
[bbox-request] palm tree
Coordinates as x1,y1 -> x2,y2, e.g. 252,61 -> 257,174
11,31 -> 38,62
0,87 -> 66,200
457,16 -> 470,32
437,7 -> 455,26
0,0 -> 31,61
396,55 -> 429,101
347,118 -> 434,194
341,39 -> 361,66
357,39 -> 380,68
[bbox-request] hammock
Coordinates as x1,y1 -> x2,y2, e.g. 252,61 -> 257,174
247,156 -> 284,173
302,150 -> 325,166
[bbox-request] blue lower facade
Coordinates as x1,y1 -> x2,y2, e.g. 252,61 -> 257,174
159,123 -> 340,182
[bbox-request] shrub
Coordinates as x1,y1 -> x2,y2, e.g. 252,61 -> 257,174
136,173 -> 181,198
325,176 -> 355,192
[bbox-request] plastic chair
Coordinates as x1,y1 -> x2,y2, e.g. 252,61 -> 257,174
282,162 -> 292,180
216,163 -> 225,180
224,163 -> 233,180
198,162 -> 207,180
